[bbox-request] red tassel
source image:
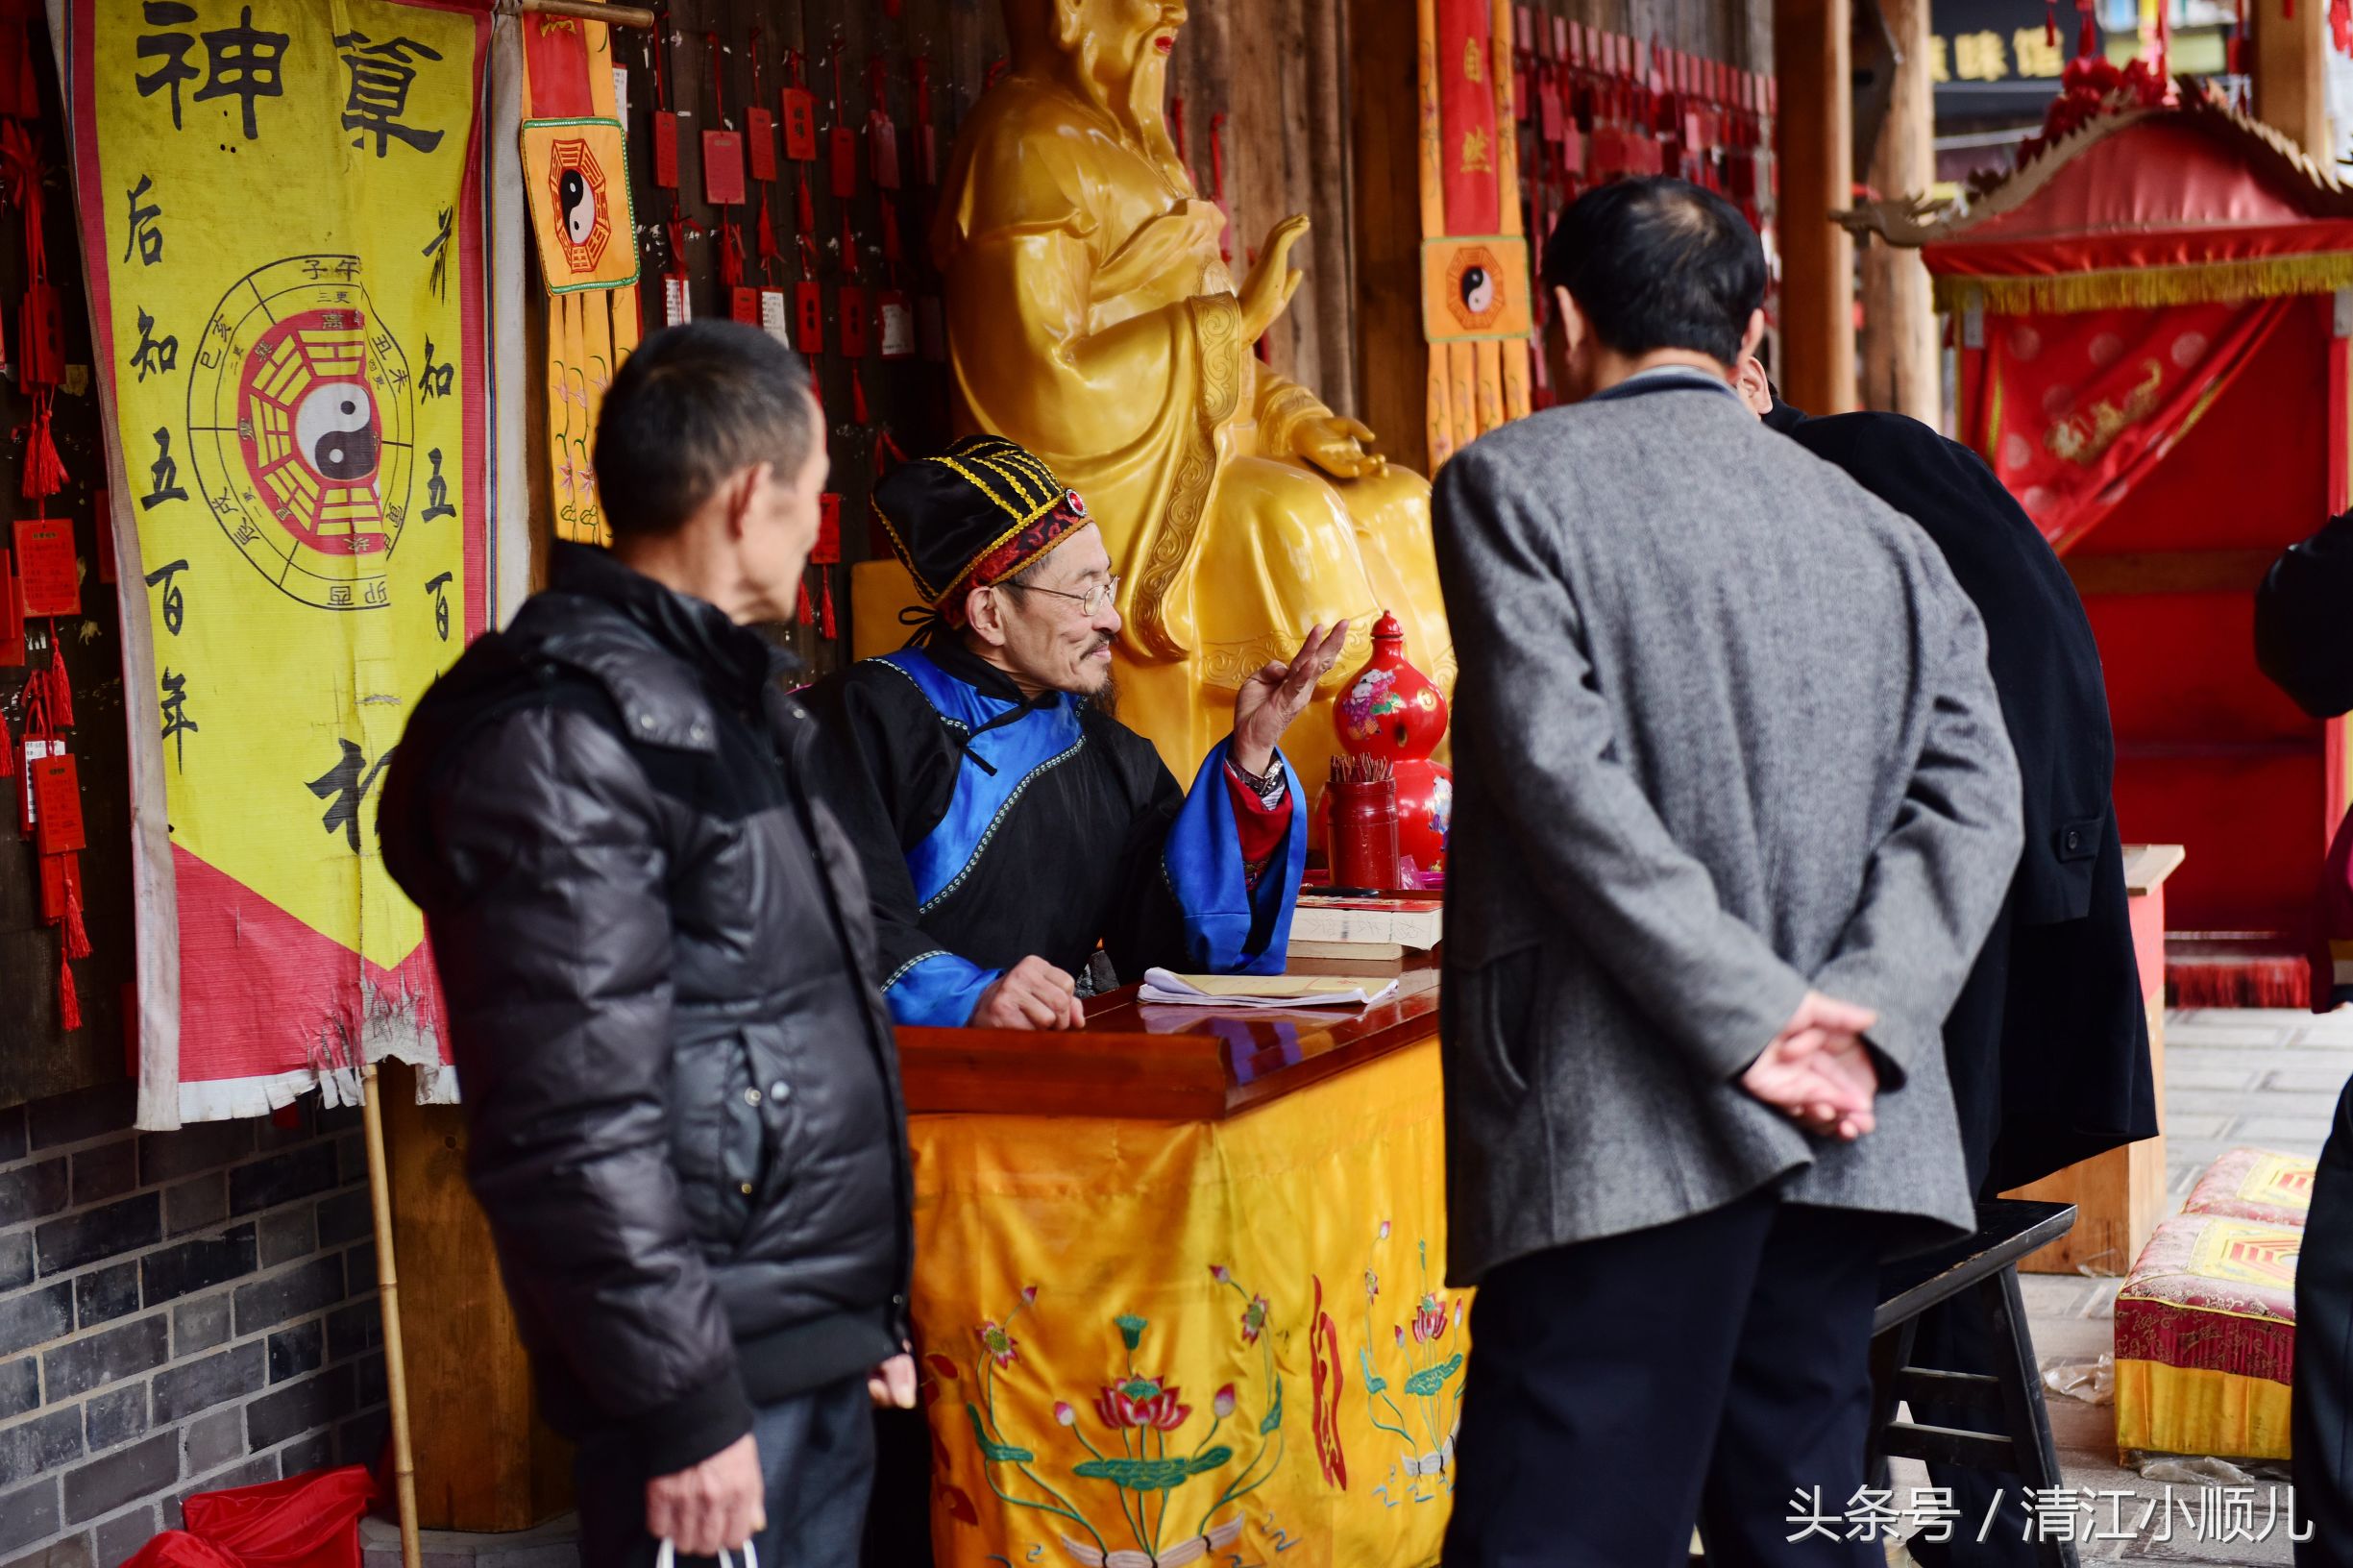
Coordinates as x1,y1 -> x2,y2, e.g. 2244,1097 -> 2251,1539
718,220 -> 744,290
2047,0 -> 2058,41
62,871 -> 88,961
756,194 -> 782,275
2079,1 -> 2098,56
819,568 -> 837,639
21,394 -> 63,501
796,576 -> 816,625
57,949 -> 79,1032
44,648 -> 70,732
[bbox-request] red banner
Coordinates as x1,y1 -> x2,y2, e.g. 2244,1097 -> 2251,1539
1969,299 -> 2293,552
1435,0 -> 1499,233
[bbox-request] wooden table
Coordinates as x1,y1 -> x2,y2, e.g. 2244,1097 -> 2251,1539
2002,844 -> 2185,1275
897,987 -> 1457,1568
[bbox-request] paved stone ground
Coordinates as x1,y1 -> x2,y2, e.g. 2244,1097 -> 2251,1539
1882,1008 -> 2353,1566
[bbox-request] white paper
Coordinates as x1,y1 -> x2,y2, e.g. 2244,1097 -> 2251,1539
1137,968 -> 1398,1010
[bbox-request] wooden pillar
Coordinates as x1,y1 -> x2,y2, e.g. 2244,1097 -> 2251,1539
1858,0 -> 1937,423
1347,0 -> 1433,474
2255,0 -> 2331,160
1775,0 -> 1858,414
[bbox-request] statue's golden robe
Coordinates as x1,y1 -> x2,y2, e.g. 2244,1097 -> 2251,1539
934,70 -> 1450,779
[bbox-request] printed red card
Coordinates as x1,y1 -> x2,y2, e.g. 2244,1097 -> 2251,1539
830,125 -> 859,197
869,113 -> 900,189
702,129 -> 747,206
747,107 -> 777,182
31,751 -> 84,855
795,281 -> 825,354
837,284 -> 869,358
814,493 -> 842,564
781,86 -> 818,159
0,551 -> 20,666
877,289 -> 915,359
652,110 -> 681,188
14,517 -> 76,617
730,286 -> 761,325
38,850 -> 78,923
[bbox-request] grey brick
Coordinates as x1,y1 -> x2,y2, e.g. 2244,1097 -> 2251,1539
352,1354 -> 385,1412
4,1531 -> 92,1568
43,1320 -> 167,1403
0,1410 -> 83,1487
264,1324 -> 320,1385
274,1433 -> 330,1479
333,1414 -> 384,1472
0,1365 -> 35,1424
92,1506 -> 155,1568
151,1343 -> 262,1426
71,1268 -> 137,1334
167,1458 -> 275,1529
81,1388 -> 146,1456
66,1147 -> 134,1212
256,1211 -> 312,1271
341,1244 -> 377,1299
0,1481 -> 58,1557
251,1108 -> 312,1153
313,1191 -> 367,1250
28,1087 -> 136,1154
334,1138 -> 364,1189
0,1167 -> 66,1231
227,1147 -> 337,1222
232,1260 -> 341,1338
0,1289 -> 72,1360
160,1181 -> 225,1241
168,1298 -> 228,1360
35,1199 -> 159,1279
0,1239 -> 33,1296
133,1125 -> 253,1191
244,1366 -> 355,1453
176,1412 -> 239,1480
139,1229 -> 256,1309
322,1304 -> 379,1365
61,1434 -> 176,1526
0,1111 -> 29,1167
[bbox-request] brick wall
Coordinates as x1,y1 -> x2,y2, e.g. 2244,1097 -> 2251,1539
0,1083 -> 387,1568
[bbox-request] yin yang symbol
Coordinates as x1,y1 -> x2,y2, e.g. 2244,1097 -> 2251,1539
294,381 -> 379,481
1459,265 -> 1495,316
559,169 -> 598,244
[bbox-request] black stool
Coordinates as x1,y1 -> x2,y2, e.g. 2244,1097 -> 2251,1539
1866,1198 -> 2080,1568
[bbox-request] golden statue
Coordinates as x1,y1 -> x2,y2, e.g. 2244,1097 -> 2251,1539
928,0 -> 1453,784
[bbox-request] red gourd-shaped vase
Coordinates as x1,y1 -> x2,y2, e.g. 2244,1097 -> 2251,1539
1320,611 -> 1453,886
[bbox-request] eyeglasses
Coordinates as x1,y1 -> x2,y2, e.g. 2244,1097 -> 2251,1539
1004,575 -> 1121,617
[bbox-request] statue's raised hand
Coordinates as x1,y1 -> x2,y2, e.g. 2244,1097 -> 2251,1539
1239,214 -> 1311,343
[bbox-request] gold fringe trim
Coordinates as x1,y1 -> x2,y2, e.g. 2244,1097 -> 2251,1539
1935,251 -> 2353,314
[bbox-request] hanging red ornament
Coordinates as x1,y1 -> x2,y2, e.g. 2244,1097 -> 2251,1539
61,866 -> 89,961
2047,0 -> 2058,43
797,575 -> 816,626
58,947 -> 80,1033
43,644 -> 71,734
818,570 -> 837,640
19,398 -> 63,502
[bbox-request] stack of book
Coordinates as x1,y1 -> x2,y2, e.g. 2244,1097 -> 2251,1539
1285,894 -> 1444,997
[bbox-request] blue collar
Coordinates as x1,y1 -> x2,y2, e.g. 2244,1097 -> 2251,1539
1588,366 -> 1744,405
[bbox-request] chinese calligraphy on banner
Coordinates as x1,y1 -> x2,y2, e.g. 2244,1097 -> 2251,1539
53,0 -> 494,1125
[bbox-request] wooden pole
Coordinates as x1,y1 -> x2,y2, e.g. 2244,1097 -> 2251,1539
1774,0 -> 1859,414
506,0 -> 655,29
2254,0 -> 2330,160
362,1065 -> 424,1568
1858,0 -> 1937,423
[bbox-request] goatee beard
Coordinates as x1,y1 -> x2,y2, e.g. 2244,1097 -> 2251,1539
1083,676 -> 1119,720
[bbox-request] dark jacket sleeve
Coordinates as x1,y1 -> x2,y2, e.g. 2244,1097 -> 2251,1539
2257,510 -> 2353,719
416,703 -> 750,1475
1098,733 -> 1191,981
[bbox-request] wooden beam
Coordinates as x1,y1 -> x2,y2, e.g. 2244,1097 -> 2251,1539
2061,548 -> 2279,598
1858,0 -> 1936,422
1775,0 -> 1858,414
1346,0 -> 1432,473
2255,0 -> 2330,160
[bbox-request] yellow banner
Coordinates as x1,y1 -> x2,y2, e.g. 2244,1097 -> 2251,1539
63,0 -> 488,1115
912,1041 -> 1463,1567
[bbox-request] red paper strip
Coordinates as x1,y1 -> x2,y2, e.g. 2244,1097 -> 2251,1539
730,286 -> 761,324
830,125 -> 860,197
748,107 -> 777,181
702,129 -> 747,206
13,516 -> 75,617
653,110 -> 681,188
38,850 -> 78,923
31,752 -> 83,854
837,284 -> 869,358
782,86 -> 818,159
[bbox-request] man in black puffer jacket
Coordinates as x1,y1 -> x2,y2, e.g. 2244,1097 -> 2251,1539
379,323 -> 914,1568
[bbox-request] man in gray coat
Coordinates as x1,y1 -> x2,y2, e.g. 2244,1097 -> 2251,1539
1436,178 -> 2023,1566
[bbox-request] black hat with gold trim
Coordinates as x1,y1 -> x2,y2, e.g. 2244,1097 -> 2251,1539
873,434 -> 1092,630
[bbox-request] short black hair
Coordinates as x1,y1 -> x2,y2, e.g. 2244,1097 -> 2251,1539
1540,178 -> 1766,369
592,322 -> 817,539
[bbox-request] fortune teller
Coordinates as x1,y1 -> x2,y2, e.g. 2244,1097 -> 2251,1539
803,435 -> 1343,1030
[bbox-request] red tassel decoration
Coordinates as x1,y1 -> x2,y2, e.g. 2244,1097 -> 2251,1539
819,569 -> 837,639
797,576 -> 816,625
2079,0 -> 2098,56
44,646 -> 71,732
21,394 -> 63,501
2047,0 -> 2058,42
719,222 -> 744,290
57,949 -> 79,1032
62,870 -> 88,960
756,193 -> 782,275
